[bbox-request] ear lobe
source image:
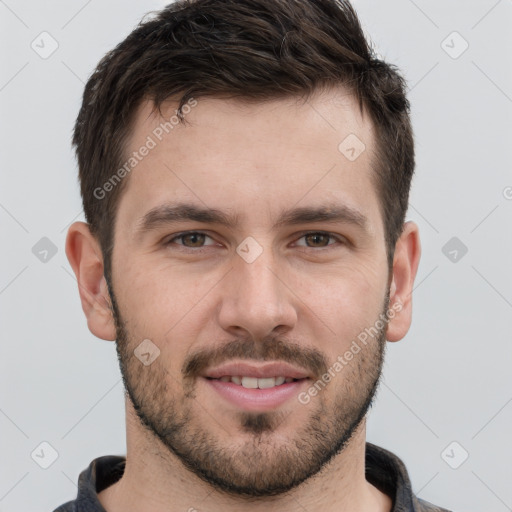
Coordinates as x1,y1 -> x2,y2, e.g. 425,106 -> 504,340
386,221 -> 421,342
65,221 -> 117,341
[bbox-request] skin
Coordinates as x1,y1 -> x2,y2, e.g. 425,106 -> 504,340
66,85 -> 421,512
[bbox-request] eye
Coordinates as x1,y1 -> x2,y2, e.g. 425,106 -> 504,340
164,230 -> 345,252
294,232 -> 344,249
166,231 -> 217,249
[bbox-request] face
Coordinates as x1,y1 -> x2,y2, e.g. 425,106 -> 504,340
108,87 -> 392,497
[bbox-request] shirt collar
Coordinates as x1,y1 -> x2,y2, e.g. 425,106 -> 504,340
58,443 -> 440,512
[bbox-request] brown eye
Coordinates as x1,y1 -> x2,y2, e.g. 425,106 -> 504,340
180,232 -> 206,247
304,233 -> 331,247
297,231 -> 345,250
166,232 -> 216,249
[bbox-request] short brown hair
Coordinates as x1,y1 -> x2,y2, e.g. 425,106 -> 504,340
73,0 -> 414,279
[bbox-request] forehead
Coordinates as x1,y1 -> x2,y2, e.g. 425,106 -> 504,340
115,86 -> 381,236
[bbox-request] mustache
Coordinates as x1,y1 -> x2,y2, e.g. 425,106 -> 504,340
182,335 -> 329,380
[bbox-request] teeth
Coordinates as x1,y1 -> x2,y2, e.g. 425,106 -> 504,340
241,376 -> 259,388
215,376 -> 299,388
258,377 -> 276,389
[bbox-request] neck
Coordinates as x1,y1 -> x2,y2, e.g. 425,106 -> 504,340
98,398 -> 392,512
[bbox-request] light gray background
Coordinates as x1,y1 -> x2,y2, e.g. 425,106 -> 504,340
1,1 -> 511,511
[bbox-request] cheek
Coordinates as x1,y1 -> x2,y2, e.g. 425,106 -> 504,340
114,258 -> 218,341
300,262 -> 386,342
117,251 -> 169,299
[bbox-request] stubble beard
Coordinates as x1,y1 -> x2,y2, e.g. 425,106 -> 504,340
108,282 -> 389,498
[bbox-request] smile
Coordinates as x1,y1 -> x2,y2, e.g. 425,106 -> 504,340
206,375 -> 304,389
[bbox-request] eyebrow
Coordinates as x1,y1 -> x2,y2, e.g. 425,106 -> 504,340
135,201 -> 369,237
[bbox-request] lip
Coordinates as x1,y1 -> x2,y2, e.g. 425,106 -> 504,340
203,361 -> 311,379
202,377 -> 309,411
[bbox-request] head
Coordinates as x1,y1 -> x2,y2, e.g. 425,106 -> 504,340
66,0 -> 420,498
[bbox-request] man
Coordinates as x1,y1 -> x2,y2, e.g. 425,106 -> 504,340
55,0 -> 450,510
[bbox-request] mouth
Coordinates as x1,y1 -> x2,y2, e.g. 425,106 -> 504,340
205,375 -> 305,389
202,375 -> 310,412
201,361 -> 312,411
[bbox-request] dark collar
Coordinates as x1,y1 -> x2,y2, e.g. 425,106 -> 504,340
53,443 -> 449,512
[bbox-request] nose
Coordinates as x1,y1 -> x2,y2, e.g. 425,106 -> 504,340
217,244 -> 298,341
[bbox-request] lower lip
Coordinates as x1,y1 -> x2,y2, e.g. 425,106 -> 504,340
202,377 -> 309,412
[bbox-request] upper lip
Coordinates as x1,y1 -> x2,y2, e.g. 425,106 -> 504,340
203,361 -> 311,379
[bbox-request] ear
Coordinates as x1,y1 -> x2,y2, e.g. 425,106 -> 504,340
65,221 -> 117,341
386,220 -> 421,342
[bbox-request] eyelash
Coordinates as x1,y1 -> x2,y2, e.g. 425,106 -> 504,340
164,231 -> 346,252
